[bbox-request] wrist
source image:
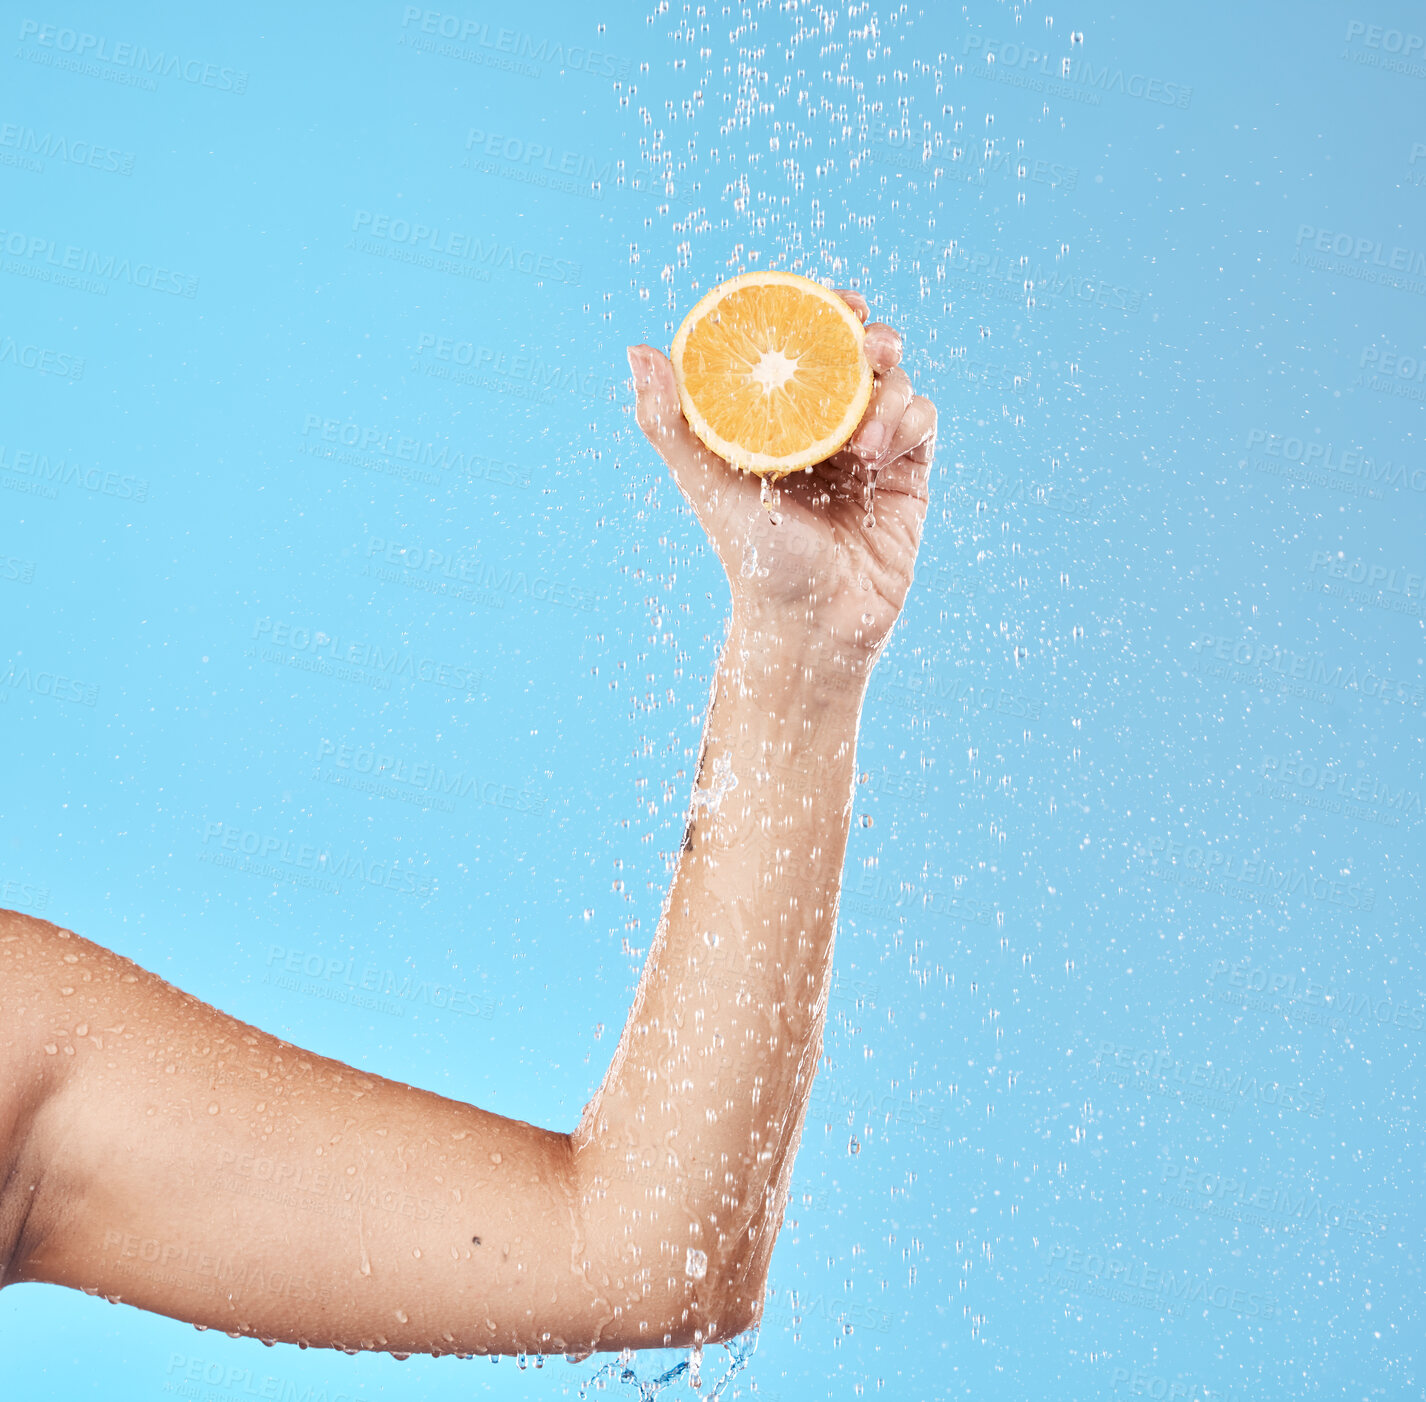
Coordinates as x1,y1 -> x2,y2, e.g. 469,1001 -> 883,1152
724,607 -> 873,704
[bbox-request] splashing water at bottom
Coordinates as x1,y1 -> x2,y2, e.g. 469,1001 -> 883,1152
576,1328 -> 760,1402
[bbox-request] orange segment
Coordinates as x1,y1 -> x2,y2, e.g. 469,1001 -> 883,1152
670,271 -> 874,478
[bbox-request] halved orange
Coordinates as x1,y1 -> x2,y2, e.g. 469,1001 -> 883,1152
670,271 -> 874,479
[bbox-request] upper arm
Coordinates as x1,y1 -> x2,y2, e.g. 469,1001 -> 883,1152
0,910 -> 65,1287
0,909 -> 697,1355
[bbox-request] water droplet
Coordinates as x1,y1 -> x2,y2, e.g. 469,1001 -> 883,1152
490,1151 -> 502,1165
394,1309 -> 409,1324
685,1246 -> 708,1280
848,1136 -> 861,1155
207,1103 -> 219,1115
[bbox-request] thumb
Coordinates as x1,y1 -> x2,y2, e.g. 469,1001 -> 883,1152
627,344 -> 747,519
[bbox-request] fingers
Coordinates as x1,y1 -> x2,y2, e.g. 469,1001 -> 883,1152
627,343 -> 755,530
835,289 -> 870,323
871,397 -> 936,499
627,345 -> 700,458
885,394 -> 937,466
862,323 -> 902,374
849,366 -> 913,464
833,289 -> 900,370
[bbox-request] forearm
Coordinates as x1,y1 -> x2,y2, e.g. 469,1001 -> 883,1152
573,609 -> 869,1344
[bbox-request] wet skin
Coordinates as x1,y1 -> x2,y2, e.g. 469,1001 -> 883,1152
0,291 -> 935,1358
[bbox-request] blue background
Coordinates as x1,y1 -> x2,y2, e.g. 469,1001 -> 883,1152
3,2 -> 1424,1398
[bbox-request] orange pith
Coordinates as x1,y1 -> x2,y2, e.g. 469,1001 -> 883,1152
670,272 -> 873,479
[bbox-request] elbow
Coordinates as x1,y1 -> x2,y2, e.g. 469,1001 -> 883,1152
713,1278 -> 766,1342
649,1275 -> 765,1351
565,1130 -> 775,1350
663,1239 -> 772,1348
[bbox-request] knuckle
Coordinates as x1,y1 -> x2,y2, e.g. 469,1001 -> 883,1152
888,367 -> 914,399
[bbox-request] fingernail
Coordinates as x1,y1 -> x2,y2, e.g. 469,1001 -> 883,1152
856,421 -> 886,458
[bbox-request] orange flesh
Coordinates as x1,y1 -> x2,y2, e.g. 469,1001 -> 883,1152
678,283 -> 866,462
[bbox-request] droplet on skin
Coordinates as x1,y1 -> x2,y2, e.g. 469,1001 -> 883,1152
490,1152 -> 502,1165
394,1309 -> 409,1325
75,1023 -> 88,1037
44,1043 -> 57,1055
60,987 -> 75,996
685,1247 -> 708,1280
208,1104 -> 219,1115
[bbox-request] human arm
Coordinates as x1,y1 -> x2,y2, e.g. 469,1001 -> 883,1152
0,291 -> 935,1359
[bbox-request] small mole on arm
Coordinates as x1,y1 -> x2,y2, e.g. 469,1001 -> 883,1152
471,1236 -> 481,1246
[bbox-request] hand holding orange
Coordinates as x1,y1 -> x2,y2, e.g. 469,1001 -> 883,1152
626,277 -> 936,663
